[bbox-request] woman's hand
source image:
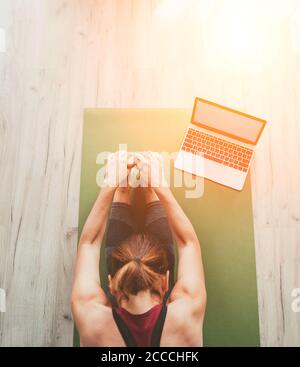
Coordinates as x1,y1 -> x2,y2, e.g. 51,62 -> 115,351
134,151 -> 168,188
102,150 -> 132,188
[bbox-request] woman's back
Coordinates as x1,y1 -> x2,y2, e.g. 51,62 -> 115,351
113,303 -> 164,347
75,295 -> 205,347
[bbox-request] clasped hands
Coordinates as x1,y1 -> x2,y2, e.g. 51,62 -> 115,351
102,151 -> 168,189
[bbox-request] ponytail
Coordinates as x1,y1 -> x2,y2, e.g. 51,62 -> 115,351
110,234 -> 168,302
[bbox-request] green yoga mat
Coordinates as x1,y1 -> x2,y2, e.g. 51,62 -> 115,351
74,109 -> 260,347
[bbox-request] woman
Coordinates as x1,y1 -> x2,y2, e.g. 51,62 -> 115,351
71,151 -> 206,347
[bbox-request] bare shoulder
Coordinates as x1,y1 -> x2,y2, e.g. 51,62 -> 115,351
72,299 -> 111,335
167,297 -> 206,325
72,300 -> 124,346
161,297 -> 206,347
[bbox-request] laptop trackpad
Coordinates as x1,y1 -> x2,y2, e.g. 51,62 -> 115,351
174,151 -> 247,191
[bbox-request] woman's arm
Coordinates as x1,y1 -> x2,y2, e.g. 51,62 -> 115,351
72,151 -> 130,309
135,152 -> 206,309
155,187 -> 206,308
71,187 -> 116,307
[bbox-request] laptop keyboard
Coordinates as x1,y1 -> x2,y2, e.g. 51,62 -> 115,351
181,128 -> 253,172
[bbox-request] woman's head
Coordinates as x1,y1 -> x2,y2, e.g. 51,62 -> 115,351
108,234 -> 169,302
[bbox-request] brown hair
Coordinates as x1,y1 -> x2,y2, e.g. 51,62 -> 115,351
110,233 -> 169,302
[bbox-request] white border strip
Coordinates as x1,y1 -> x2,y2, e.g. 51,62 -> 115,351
0,28 -> 6,53
0,288 -> 6,313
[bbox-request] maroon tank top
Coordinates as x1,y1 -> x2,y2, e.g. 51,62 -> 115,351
114,304 -> 164,347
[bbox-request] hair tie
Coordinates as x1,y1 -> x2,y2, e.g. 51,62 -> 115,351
132,255 -> 141,263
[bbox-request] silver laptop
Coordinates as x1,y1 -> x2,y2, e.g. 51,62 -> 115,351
175,97 -> 267,191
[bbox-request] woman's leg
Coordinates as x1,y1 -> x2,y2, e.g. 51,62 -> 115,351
105,187 -> 135,275
143,188 -> 175,290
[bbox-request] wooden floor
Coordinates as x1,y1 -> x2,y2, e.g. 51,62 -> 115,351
0,0 -> 300,346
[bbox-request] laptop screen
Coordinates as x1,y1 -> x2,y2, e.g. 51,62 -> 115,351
192,98 -> 266,145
